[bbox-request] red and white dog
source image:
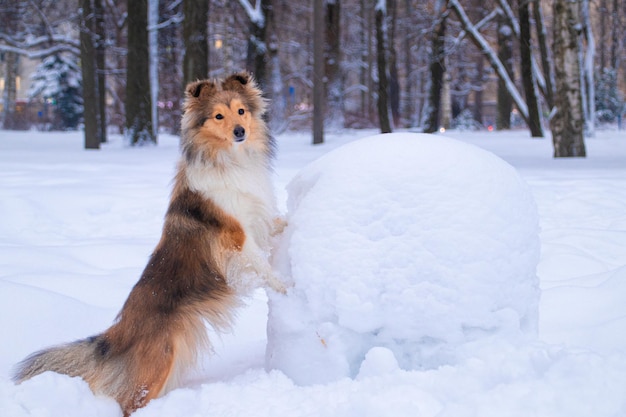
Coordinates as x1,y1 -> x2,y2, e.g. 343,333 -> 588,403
14,71 -> 286,416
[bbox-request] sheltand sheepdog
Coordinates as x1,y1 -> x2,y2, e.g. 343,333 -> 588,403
13,71 -> 287,416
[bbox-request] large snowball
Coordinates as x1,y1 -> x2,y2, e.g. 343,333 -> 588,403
267,133 -> 540,385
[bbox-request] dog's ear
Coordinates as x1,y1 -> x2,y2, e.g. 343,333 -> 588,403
185,79 -> 217,100
222,72 -> 252,93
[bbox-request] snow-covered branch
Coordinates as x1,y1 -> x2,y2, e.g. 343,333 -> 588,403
451,8 -> 500,50
449,0 -> 529,122
148,13 -> 183,31
104,0 -> 127,29
237,0 -> 264,27
0,35 -> 81,59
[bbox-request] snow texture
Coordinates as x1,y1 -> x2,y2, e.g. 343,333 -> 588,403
1,128 -> 626,417
266,133 -> 540,384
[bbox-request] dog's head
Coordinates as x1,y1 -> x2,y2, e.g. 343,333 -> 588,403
181,72 -> 270,163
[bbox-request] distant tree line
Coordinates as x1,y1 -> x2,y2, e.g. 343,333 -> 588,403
0,0 -> 625,156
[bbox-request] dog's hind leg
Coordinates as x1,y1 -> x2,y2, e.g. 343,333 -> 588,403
114,343 -> 177,417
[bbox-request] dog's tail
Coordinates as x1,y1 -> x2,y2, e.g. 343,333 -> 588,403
12,330 -> 179,416
13,336 -> 102,383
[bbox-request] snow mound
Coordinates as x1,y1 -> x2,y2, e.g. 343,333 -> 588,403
266,132 -> 541,385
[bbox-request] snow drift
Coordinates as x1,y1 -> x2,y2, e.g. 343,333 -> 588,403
266,132 -> 541,384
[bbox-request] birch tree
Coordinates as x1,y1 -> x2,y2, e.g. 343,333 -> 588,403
580,0 -> 595,137
551,0 -> 586,157
149,0 -> 159,138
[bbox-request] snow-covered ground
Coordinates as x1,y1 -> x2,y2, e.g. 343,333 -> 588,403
1,127 -> 626,416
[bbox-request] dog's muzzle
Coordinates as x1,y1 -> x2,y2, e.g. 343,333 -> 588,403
234,125 -> 246,142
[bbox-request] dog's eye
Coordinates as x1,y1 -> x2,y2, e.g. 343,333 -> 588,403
215,114 -> 224,120
238,109 -> 245,115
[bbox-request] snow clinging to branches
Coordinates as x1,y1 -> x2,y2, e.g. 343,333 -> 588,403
238,0 -> 264,27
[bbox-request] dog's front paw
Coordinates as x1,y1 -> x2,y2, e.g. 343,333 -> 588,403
272,217 -> 288,236
266,274 -> 288,295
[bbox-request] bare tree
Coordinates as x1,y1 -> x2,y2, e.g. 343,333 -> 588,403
126,0 -> 154,144
242,0 -> 268,88
496,13 -> 513,130
375,1 -> 392,133
325,0 -> 344,128
387,0 -> 400,127
182,0 -> 209,87
1,2 -> 23,130
423,0 -> 448,133
313,0 -> 324,144
95,0 -> 107,143
80,0 -> 100,149
450,0 -> 530,127
551,0 -> 586,157
518,0 -> 543,137
533,0 -> 554,109
238,0 -> 286,131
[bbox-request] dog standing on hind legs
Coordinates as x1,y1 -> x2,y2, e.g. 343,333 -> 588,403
13,71 -> 287,416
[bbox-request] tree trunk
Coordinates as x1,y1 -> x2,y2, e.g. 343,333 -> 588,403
496,16 -> 513,130
126,0 -> 155,145
95,0 -> 107,143
580,0 -> 595,137
387,0 -> 400,127
472,54 -> 484,126
518,0 -> 543,137
440,55 -> 451,129
403,0 -> 415,126
598,0 -> 607,70
2,52 -> 18,130
1,2 -> 21,130
423,0 -> 447,133
533,0 -> 554,109
265,0 -> 286,132
551,0 -> 586,157
246,3 -> 268,90
148,0 -> 159,139
183,0 -> 209,88
80,0 -> 100,149
359,0 -> 368,121
325,0 -> 344,128
375,3 -> 392,133
609,0 -> 619,69
312,0 -> 324,144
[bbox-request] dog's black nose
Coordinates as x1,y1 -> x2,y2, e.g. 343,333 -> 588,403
234,125 -> 246,141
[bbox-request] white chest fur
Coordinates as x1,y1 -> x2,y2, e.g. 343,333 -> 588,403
184,155 -> 286,294
184,156 -> 276,252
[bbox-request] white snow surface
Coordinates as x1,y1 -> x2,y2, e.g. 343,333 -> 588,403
1,128 -> 626,416
267,133 -> 540,384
